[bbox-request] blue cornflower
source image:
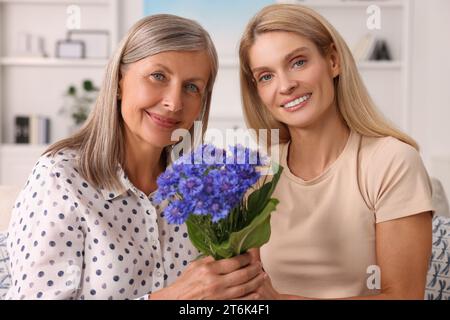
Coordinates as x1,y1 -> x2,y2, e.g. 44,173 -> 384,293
164,200 -> 191,224
154,169 -> 180,204
210,200 -> 229,223
156,144 -> 264,224
155,143 -> 282,260
179,177 -> 203,197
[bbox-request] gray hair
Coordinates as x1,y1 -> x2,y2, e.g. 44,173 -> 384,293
46,14 -> 219,191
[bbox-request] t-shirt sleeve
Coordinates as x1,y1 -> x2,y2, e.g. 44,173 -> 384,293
367,138 -> 434,223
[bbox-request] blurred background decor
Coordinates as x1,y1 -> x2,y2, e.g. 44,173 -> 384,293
0,0 -> 448,200
67,30 -> 110,59
59,79 -> 99,130
55,38 -> 85,59
15,32 -> 48,58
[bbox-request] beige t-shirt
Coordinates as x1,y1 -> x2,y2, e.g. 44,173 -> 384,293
260,130 -> 434,299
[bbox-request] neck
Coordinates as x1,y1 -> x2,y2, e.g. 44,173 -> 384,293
123,131 -> 165,196
287,105 -> 350,181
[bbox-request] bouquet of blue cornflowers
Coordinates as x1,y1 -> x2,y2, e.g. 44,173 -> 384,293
154,144 -> 282,260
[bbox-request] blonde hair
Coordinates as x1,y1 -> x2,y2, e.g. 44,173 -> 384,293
46,14 -> 218,191
239,4 -> 418,149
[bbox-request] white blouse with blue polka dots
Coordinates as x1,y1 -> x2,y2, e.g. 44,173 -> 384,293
5,149 -> 198,300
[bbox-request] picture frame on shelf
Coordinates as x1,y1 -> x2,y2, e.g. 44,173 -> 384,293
67,30 -> 110,59
55,39 -> 85,59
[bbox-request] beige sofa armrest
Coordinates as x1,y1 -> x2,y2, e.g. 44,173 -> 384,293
431,178 -> 450,218
0,186 -> 21,232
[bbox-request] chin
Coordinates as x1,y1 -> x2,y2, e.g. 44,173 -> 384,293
139,131 -> 173,149
275,114 -> 314,129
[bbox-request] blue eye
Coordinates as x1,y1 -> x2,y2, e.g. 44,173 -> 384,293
258,74 -> 273,82
151,72 -> 166,81
185,83 -> 199,93
293,59 -> 306,68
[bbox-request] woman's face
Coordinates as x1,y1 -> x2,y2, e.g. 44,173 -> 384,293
248,31 -> 340,130
119,50 -> 211,149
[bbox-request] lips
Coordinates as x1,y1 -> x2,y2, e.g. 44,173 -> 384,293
279,93 -> 312,113
281,93 -> 312,108
145,111 -> 181,129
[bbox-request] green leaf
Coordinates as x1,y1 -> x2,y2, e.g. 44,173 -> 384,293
246,163 -> 283,220
185,216 -> 214,257
83,80 -> 94,92
67,86 -> 76,96
184,164 -> 284,260
210,198 -> 279,259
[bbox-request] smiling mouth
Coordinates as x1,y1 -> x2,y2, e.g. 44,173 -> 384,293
145,111 -> 181,129
281,93 -> 312,109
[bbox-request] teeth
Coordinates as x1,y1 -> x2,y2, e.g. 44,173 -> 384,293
283,94 -> 311,109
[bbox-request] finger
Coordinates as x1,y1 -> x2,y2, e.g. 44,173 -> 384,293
232,292 -> 260,300
222,271 -> 265,299
184,255 -> 214,273
222,262 -> 262,288
197,255 -> 215,263
247,248 -> 261,264
212,253 -> 252,274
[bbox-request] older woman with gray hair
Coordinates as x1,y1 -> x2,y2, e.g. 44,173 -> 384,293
5,14 -> 264,300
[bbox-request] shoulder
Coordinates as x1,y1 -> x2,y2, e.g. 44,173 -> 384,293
357,135 -> 433,222
24,148 -> 81,190
33,148 -> 79,174
359,135 -> 422,172
358,134 -> 431,205
9,149 -> 84,236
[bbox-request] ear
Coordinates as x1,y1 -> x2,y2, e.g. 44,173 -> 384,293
328,43 -> 340,79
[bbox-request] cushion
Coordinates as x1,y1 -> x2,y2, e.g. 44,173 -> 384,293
425,215 -> 450,300
0,232 -> 11,300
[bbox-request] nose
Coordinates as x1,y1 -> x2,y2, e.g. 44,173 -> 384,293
162,85 -> 183,112
278,73 -> 298,95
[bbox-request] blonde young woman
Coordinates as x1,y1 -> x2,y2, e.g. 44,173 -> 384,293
6,14 -> 264,300
240,4 -> 433,299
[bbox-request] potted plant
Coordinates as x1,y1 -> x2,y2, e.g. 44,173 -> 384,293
59,79 -> 99,132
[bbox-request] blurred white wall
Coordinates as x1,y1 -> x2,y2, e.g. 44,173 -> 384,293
119,0 -> 144,39
410,0 -> 450,195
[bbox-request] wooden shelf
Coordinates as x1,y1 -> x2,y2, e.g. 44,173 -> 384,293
0,57 -> 108,67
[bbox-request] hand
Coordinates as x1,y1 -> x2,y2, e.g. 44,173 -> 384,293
150,253 -> 264,300
254,273 -> 282,300
247,247 -> 261,265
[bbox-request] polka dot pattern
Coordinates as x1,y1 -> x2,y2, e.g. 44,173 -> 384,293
5,150 -> 198,300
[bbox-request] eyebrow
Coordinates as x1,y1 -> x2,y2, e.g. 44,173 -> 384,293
251,46 -> 310,74
185,77 -> 207,85
152,63 -> 173,75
